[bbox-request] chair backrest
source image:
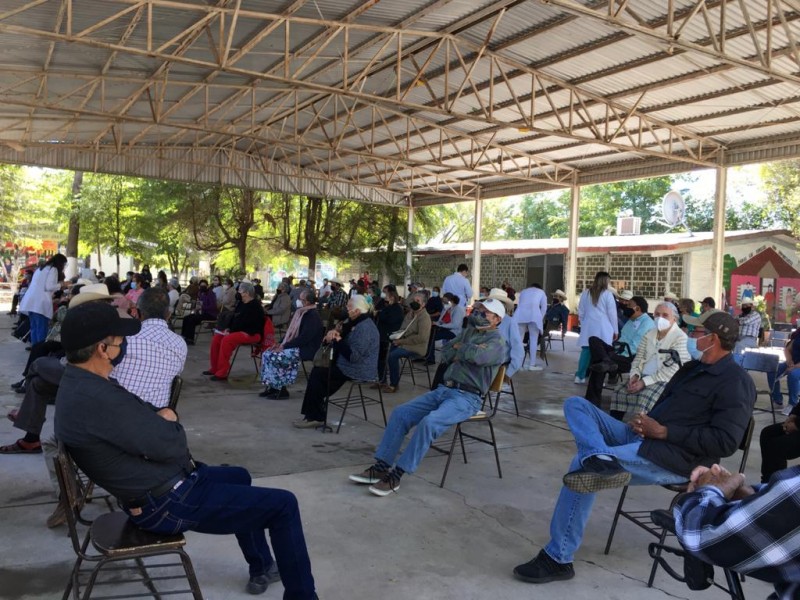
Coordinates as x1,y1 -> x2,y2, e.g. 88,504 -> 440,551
741,351 -> 779,374
253,317 -> 276,356
54,443 -> 92,555
425,324 -> 438,355
168,375 -> 183,411
736,416 -> 756,474
489,365 -> 507,394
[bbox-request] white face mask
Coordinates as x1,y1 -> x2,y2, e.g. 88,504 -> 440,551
295,299 -> 303,308
380,292 -> 386,299
655,316 -> 672,332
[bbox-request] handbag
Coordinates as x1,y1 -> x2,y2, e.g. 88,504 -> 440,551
313,344 -> 333,368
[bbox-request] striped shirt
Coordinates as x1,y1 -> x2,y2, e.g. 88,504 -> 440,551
112,319 -> 187,408
738,310 -> 761,339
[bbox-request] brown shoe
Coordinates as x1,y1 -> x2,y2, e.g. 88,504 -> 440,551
292,419 -> 324,429
382,385 -> 397,393
46,499 -> 68,528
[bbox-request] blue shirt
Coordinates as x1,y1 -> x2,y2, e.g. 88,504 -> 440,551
442,272 -> 474,307
498,316 -> 525,378
618,313 -> 655,356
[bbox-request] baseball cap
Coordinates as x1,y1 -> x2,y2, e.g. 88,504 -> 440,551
69,283 -> 114,308
682,309 -> 739,345
481,297 -> 506,319
61,302 -> 141,352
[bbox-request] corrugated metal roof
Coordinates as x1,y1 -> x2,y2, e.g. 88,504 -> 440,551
0,0 -> 798,202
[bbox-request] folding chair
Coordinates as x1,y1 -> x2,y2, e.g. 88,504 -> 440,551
491,369 -> 519,417
770,330 -> 790,348
229,319 -> 275,378
436,366 -> 506,488
543,320 -> 565,351
169,294 -> 194,332
398,325 -> 437,388
604,417 -> 755,587
55,444 -> 203,600
326,380 -> 387,434
741,351 -> 780,424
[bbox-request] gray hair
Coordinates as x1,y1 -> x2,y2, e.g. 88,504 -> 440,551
349,294 -> 370,314
655,301 -> 679,320
238,281 -> 255,297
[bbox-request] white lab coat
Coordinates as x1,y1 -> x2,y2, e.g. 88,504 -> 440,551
576,288 -> 618,347
19,265 -> 60,319
513,286 -> 548,326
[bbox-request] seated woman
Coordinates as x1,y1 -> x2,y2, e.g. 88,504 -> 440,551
266,282 -> 292,339
124,273 -> 145,306
384,293 -> 432,393
180,279 -> 219,344
767,328 -> 800,413
610,302 -> 690,420
294,295 -> 378,428
204,281 -> 264,381
375,286 -> 404,385
425,293 -> 465,363
259,290 -> 324,399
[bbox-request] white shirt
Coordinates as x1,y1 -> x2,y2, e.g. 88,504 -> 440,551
442,271 -> 474,307
112,319 -> 187,408
19,265 -> 60,319
167,289 -> 180,315
513,286 -> 548,327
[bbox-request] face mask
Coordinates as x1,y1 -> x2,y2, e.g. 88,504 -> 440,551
622,307 -> 635,318
741,306 -> 752,315
655,316 -> 671,331
130,282 -> 137,290
468,312 -> 489,328
444,302 -> 451,308
432,291 -> 439,297
380,292 -> 386,299
409,301 -> 421,311
685,337 -> 704,360
223,284 -> 230,290
199,285 -> 208,292
110,338 -> 128,367
295,299 -> 303,308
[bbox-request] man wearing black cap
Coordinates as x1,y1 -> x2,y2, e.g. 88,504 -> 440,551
55,303 -> 318,598
512,309 -> 755,586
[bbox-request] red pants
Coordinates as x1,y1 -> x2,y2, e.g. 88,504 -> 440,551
209,331 -> 260,377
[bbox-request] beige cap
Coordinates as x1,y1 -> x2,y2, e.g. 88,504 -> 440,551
619,290 -> 634,300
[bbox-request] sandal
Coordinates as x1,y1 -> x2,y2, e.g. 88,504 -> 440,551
0,439 -> 42,454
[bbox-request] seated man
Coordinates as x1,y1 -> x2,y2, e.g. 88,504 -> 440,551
349,298 -> 508,497
384,293 -> 432,392
54,302 -> 318,598
205,281 -> 264,381
609,302 -> 690,420
544,290 -> 569,335
512,310 -> 754,585
674,463 -> 800,599
584,295 -> 654,407
477,291 -> 524,382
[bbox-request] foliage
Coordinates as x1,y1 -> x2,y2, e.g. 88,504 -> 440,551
0,164 -> 24,239
761,159 -> 800,235
505,193 -> 570,239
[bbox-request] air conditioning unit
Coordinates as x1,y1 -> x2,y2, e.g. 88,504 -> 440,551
616,216 -> 641,236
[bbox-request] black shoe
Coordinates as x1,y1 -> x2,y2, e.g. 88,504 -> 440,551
266,387 -> 290,399
513,549 -> 575,583
15,384 -> 26,394
210,375 -> 227,381
258,387 -> 275,398
563,455 -> 631,494
590,359 -> 618,374
184,338 -> 195,346
202,370 -> 214,375
11,379 -> 24,389
246,575 -> 269,595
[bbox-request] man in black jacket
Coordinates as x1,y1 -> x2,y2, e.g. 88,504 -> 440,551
513,310 -> 755,585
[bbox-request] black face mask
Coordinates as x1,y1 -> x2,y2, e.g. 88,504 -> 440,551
741,306 -> 752,315
622,307 -> 635,318
409,301 -> 421,311
110,338 -> 128,367
468,312 -> 489,328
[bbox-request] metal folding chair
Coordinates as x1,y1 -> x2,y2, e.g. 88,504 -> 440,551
399,325 -> 437,388
741,351 -> 780,424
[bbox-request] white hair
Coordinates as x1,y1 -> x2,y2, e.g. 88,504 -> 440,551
349,294 -> 370,314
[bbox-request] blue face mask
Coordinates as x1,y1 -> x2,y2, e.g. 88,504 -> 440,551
431,291 -> 439,297
130,282 -> 137,290
686,336 -> 704,360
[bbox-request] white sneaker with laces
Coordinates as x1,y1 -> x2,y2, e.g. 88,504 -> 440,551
782,405 -> 794,416
574,376 -> 586,384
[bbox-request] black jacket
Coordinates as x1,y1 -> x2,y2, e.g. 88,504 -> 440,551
640,353 -> 755,477
282,310 -> 325,361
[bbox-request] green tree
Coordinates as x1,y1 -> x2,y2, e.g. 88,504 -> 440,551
761,159 -> 800,235
506,193 -> 570,239
0,164 -> 25,239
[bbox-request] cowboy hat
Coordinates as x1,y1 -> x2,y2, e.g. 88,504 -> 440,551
69,283 -> 114,308
487,288 -> 514,314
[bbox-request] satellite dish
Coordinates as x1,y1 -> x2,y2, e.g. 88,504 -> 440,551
660,190 -> 692,235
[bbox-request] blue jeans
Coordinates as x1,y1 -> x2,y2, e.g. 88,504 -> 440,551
28,312 -> 49,345
387,346 -> 421,387
544,397 -> 686,564
769,363 -> 800,406
126,464 -> 316,599
375,385 -> 482,473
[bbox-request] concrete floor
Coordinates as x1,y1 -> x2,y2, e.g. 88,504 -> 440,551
0,313 -> 777,600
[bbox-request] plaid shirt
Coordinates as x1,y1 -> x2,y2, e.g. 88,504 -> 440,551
674,466 -> 800,598
737,310 -> 761,338
112,319 -> 187,408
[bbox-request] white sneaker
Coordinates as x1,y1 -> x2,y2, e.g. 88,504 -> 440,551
574,376 -> 586,384
782,405 -> 794,416
527,365 -> 544,371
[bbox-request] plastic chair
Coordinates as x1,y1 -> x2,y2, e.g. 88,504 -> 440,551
604,417 -> 755,587
741,351 -> 780,424
435,366 -> 506,488
54,444 -> 203,600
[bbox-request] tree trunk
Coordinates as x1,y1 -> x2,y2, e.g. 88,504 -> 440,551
307,251 -> 317,280
115,195 -> 121,275
238,237 -> 247,273
65,171 -> 83,278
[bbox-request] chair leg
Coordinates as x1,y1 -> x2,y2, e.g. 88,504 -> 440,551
334,384 -> 355,434
647,525 -> 669,587
487,421 -> 502,478
439,426 -> 460,488
510,379 -> 519,417
407,358 -> 417,386
358,383 -> 369,421
134,556 -> 160,598
177,548 -> 205,600
604,485 -> 629,555
458,425 -> 468,464
425,363 -> 431,389
377,385 -> 387,426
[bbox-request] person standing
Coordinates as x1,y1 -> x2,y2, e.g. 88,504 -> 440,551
442,263 -> 473,308
514,283 -> 548,371
575,272 -> 617,384
735,298 -> 761,353
19,253 -> 68,345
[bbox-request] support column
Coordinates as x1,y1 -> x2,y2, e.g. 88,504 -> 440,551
566,174 -> 580,310
471,188 -> 483,306
405,201 -> 415,291
711,151 -> 727,306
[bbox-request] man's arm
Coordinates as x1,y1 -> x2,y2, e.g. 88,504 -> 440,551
456,332 -> 508,367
